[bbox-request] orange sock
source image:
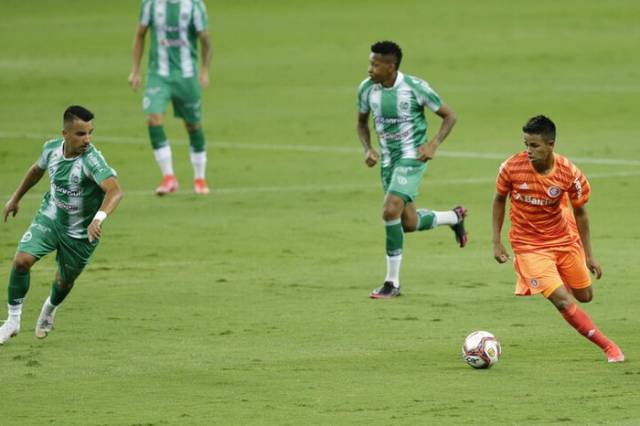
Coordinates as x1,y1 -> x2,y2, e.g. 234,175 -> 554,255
560,303 -> 613,350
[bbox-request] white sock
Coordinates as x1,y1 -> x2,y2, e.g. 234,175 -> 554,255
190,151 -> 207,180
434,210 -> 459,226
42,297 -> 56,315
8,303 -> 22,324
385,255 -> 402,288
153,146 -> 174,176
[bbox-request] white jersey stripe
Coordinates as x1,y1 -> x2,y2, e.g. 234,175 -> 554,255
155,1 -> 170,77
179,0 -> 195,78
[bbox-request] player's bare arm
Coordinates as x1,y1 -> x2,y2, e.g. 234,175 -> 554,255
198,30 -> 213,89
357,111 -> 378,167
88,177 -> 124,243
3,164 -> 45,223
128,24 -> 148,91
418,103 -> 457,162
492,192 -> 510,263
572,204 -> 602,279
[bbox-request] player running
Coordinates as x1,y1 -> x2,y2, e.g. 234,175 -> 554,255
493,115 -> 624,362
0,106 -> 123,345
357,40 -> 465,299
128,0 -> 213,195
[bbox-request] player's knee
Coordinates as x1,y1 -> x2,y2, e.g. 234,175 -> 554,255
185,122 -> 201,132
13,254 -> 35,272
147,114 -> 163,126
382,206 -> 401,221
382,200 -> 403,221
575,292 -> 593,303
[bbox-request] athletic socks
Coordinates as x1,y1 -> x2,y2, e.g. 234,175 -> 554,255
148,125 -> 169,150
40,297 -> 57,317
8,266 -> 29,306
188,127 -> 206,153
190,151 -> 207,180
50,281 -> 72,306
416,209 -> 458,231
560,302 -> 615,351
385,255 -> 402,288
385,219 -> 404,287
417,209 -> 436,230
433,210 -> 459,226
153,146 -> 174,177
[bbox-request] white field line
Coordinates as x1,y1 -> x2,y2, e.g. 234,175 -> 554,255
2,172 -> 640,200
1,131 -> 639,166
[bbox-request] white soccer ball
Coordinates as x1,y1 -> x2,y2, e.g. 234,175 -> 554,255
462,330 -> 501,369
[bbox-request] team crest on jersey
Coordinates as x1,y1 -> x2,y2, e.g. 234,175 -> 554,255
371,102 -> 379,110
530,278 -> 539,288
399,100 -> 410,112
21,231 -> 32,243
547,186 -> 562,198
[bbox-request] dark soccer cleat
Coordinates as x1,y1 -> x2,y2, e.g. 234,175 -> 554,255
369,281 -> 401,299
450,205 -> 468,248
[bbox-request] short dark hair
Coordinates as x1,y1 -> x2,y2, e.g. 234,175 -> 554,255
63,105 -> 94,127
522,115 -> 556,141
371,40 -> 403,69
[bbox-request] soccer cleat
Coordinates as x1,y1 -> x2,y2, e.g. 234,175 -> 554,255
605,344 -> 625,363
450,205 -> 468,248
369,281 -> 401,299
0,320 -> 20,345
156,175 -> 179,196
194,178 -> 210,195
35,304 -> 57,340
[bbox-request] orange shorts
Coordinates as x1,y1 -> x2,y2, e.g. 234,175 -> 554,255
513,242 -> 591,298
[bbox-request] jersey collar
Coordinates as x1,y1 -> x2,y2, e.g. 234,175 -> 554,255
379,72 -> 404,90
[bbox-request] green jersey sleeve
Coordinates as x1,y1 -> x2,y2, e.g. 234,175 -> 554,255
193,0 -> 208,32
140,0 -> 153,26
406,76 -> 443,113
357,78 -> 374,114
83,147 -> 117,185
36,139 -> 61,170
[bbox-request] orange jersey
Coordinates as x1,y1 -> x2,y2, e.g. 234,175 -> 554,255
496,152 -> 590,252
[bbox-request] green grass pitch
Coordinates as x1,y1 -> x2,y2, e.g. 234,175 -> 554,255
1,0 -> 639,424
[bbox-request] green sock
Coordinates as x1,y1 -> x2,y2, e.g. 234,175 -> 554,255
385,219 -> 404,256
188,126 -> 206,153
8,266 -> 30,305
50,281 -> 73,306
148,125 -> 168,150
417,209 -> 437,231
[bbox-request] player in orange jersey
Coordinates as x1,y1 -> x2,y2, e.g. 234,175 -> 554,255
492,115 -> 624,363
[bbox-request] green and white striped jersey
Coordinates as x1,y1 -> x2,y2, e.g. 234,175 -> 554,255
36,138 -> 117,239
139,0 -> 208,79
357,72 -> 443,167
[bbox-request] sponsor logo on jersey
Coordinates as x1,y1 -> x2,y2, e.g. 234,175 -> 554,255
52,197 -> 78,212
547,186 -> 562,197
513,192 -> 554,206
159,38 -> 188,47
375,116 -> 412,125
378,128 -> 413,141
53,183 -> 81,197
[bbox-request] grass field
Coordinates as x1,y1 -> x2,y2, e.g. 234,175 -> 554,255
1,1 -> 639,424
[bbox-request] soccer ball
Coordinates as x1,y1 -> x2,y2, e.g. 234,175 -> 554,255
462,330 -> 501,369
